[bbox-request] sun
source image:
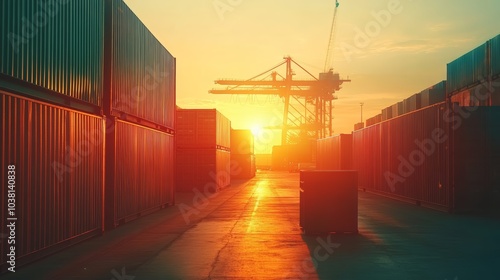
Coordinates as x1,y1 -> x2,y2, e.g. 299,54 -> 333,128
251,125 -> 262,136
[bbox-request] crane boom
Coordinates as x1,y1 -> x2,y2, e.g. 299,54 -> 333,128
324,0 -> 340,72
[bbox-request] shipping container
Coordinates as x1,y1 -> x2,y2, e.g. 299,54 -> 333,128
381,106 -> 393,121
391,101 -> 404,117
366,114 -> 382,127
105,119 -> 174,228
354,103 -> 450,209
231,154 -> 256,179
316,134 -> 353,170
492,77 -> 500,106
300,171 -> 358,234
352,102 -> 500,213
0,0 -> 105,107
353,122 -> 364,131
231,129 -> 254,155
420,80 -> 446,108
403,93 -> 421,114
450,83 -> 492,107
0,0 -> 176,127
107,0 -> 176,128
176,109 -> 231,149
1,90 -> 104,272
492,35 -> 500,78
176,148 -> 231,192
452,106 -> 500,212
447,41 -> 489,94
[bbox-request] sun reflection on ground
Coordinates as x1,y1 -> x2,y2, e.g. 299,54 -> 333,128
246,180 -> 271,233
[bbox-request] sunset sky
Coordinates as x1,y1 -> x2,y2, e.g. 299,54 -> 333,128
123,0 -> 499,153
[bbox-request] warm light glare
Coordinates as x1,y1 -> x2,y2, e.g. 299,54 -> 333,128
251,125 -> 262,136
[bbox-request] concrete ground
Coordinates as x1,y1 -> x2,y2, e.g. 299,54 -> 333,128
3,171 -> 500,279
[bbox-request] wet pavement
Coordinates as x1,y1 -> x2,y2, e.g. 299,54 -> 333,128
4,171 -> 500,279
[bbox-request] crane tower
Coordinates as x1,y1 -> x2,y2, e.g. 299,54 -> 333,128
209,1 -> 349,145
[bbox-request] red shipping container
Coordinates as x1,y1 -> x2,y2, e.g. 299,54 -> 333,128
316,134 -> 353,170
1,91 -> 104,270
231,154 -> 256,179
176,148 -> 231,192
105,119 -> 174,228
176,109 -> 231,149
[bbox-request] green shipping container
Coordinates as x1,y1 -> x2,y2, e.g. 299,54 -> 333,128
0,0 -> 105,106
108,0 -> 176,128
1,0 -> 176,128
491,34 -> 500,77
447,41 -> 489,94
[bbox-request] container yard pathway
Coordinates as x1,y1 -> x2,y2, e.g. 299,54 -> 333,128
5,171 -> 500,279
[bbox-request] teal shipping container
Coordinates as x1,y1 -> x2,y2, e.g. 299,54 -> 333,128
491,34 -> 500,77
1,0 -> 176,129
447,41 -> 489,94
0,0 -> 105,106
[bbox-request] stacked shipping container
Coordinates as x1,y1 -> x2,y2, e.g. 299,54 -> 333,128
0,0 -> 105,109
230,129 -> 256,179
353,122 -> 364,131
492,35 -> 500,78
107,0 -> 176,129
381,106 -> 393,121
1,91 -> 104,269
420,81 -> 446,108
447,34 -> 500,106
176,109 -> 231,192
104,0 -> 176,229
1,0 -> 176,271
353,102 -> 500,213
366,114 -> 382,127
105,119 -> 174,228
403,93 -> 421,114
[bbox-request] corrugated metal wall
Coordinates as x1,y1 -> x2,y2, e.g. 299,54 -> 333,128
230,154 -> 256,179
421,80 -> 446,108
491,35 -> 500,78
216,111 -> 231,149
452,106 -> 500,212
109,0 -> 175,128
176,148 -> 231,192
216,149 -> 232,188
316,134 -> 353,170
353,103 -> 500,213
1,91 -> 104,268
0,0 -> 105,106
382,107 -> 392,120
366,114 -> 382,127
447,42 -> 489,94
1,0 -> 177,271
177,109 -> 230,149
403,93 -> 421,114
353,103 -> 450,209
112,120 -> 174,224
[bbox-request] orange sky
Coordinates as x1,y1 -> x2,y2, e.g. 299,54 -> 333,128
123,0 -> 499,153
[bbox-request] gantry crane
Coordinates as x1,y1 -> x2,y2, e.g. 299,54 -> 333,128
209,0 -> 349,145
